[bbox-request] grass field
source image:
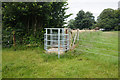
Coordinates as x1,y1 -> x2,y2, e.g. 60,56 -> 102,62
2,31 -> 118,78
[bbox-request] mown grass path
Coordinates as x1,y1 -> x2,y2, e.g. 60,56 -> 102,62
2,31 -> 118,78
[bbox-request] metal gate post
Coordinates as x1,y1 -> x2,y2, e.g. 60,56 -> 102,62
46,29 -> 47,51
58,29 -> 60,58
50,29 -> 53,46
62,28 -> 65,51
68,34 -> 69,50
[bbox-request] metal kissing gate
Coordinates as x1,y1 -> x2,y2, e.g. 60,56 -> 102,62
44,28 -> 70,58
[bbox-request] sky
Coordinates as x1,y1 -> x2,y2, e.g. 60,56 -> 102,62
66,0 -> 119,22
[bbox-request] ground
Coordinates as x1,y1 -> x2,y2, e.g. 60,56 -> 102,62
2,31 -> 118,78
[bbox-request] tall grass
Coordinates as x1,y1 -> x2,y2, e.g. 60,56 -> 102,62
2,31 -> 118,78
77,31 -> 118,65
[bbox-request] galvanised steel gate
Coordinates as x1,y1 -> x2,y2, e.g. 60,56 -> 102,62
44,28 -> 70,58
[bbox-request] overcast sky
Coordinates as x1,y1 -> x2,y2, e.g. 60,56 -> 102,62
66,0 -> 119,21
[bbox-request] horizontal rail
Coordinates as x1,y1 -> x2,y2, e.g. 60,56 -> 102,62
45,28 -> 67,29
45,40 -> 69,41
46,44 -> 69,47
47,48 -> 69,52
44,34 -> 69,36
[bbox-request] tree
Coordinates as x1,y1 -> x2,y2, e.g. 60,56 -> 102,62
68,19 -> 75,29
74,10 -> 95,29
114,9 -> 120,30
96,8 -> 119,31
85,11 -> 95,29
74,10 -> 85,29
2,2 -> 71,47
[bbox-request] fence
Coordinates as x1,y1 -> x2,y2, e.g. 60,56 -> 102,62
44,28 -> 79,58
44,29 -> 118,59
75,31 -> 118,58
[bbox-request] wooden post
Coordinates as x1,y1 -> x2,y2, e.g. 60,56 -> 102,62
12,31 -> 16,47
70,30 -> 73,49
72,32 -> 77,48
77,29 -> 79,41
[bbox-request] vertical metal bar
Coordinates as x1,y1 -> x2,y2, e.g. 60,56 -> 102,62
50,29 -> 52,46
66,29 -> 68,51
68,34 -> 69,50
62,28 -> 64,51
46,29 -> 47,51
58,29 -> 60,58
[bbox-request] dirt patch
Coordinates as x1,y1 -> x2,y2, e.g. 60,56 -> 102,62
46,48 -> 64,54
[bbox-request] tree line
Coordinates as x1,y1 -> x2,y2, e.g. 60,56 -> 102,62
2,2 -> 71,47
68,8 -> 120,31
96,8 -> 120,31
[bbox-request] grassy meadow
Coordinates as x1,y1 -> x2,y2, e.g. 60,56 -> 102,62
2,31 -> 118,78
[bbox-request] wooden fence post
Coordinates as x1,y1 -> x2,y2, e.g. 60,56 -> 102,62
12,31 -> 16,47
77,29 -> 79,41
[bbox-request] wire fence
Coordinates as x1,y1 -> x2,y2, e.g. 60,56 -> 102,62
76,49 -> 118,58
79,39 -> 118,46
79,45 -> 118,53
75,33 -> 118,58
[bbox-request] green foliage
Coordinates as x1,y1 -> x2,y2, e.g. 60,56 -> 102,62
2,2 -> 71,47
2,27 -> 13,47
67,19 -> 75,29
96,8 -> 120,31
74,10 -> 95,29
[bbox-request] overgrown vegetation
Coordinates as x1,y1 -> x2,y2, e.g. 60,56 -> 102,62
2,2 -> 71,48
2,31 -> 118,78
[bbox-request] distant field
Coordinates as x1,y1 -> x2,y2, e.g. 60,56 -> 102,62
2,31 -> 118,78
